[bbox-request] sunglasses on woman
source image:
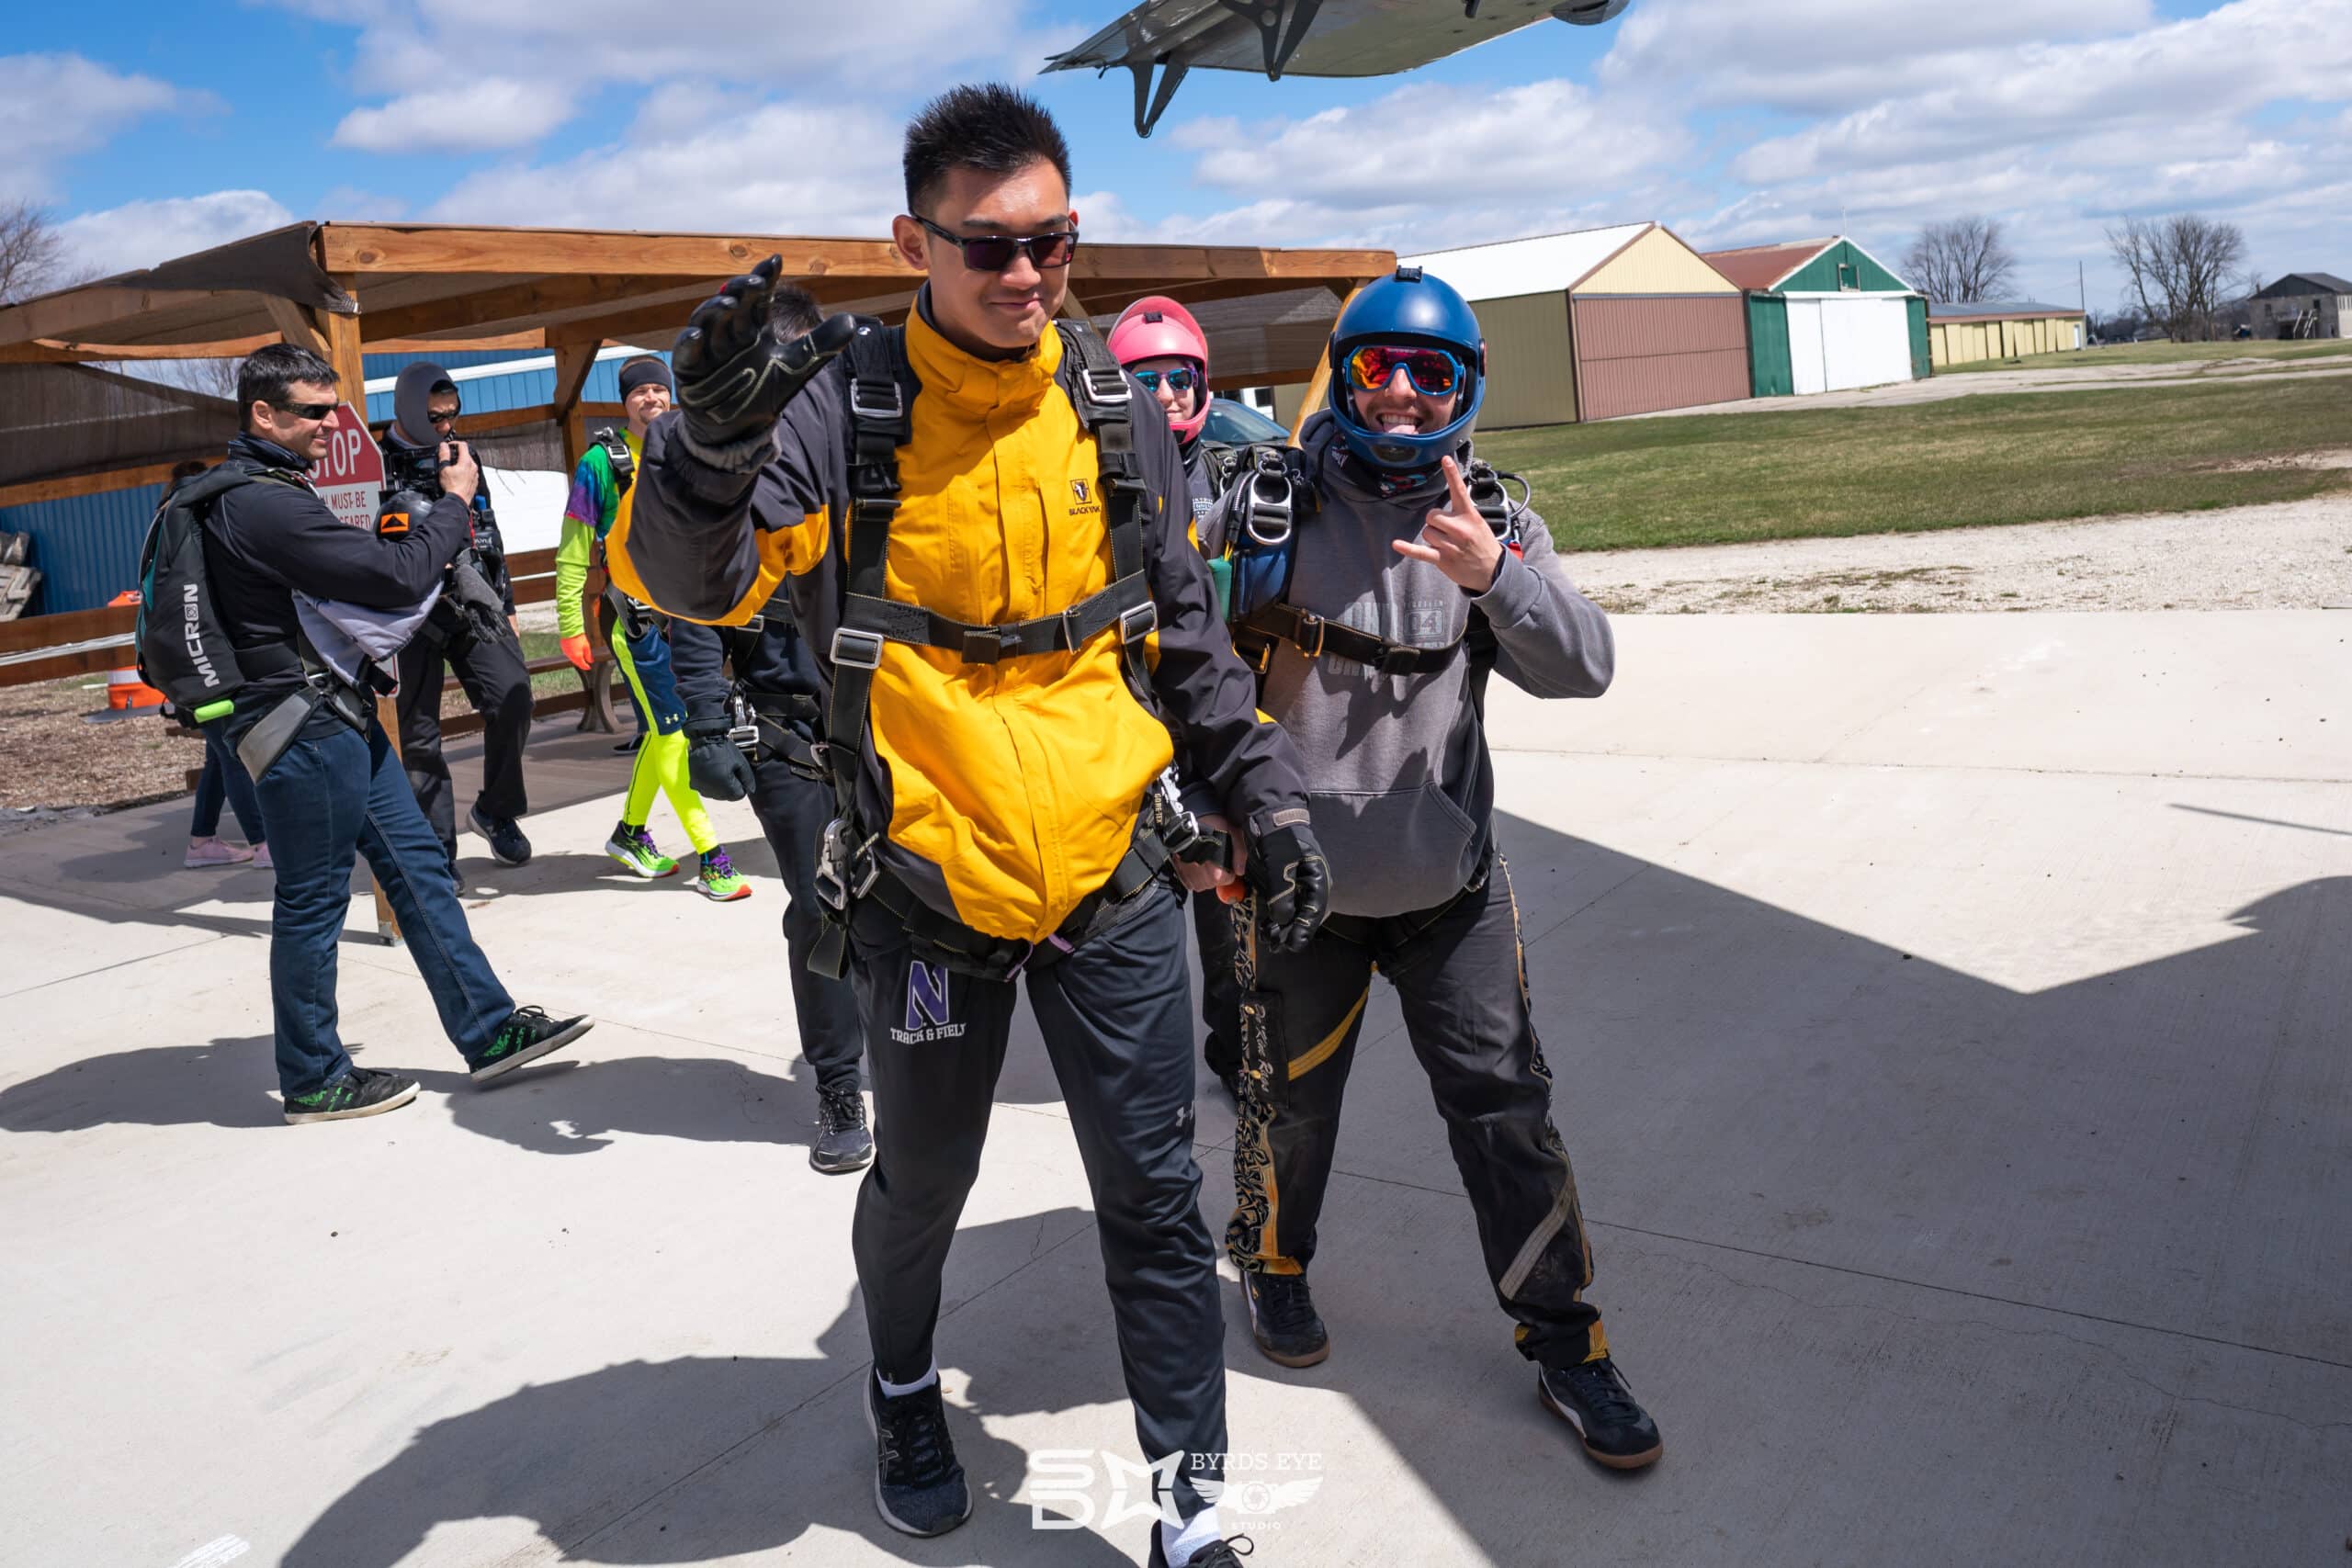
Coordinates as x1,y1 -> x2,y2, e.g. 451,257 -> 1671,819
1132,366 -> 1200,394
915,215 -> 1078,273
1344,344 -> 1464,398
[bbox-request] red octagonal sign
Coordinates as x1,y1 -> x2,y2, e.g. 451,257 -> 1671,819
311,404 -> 385,531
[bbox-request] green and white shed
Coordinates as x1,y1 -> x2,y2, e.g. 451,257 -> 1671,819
1700,237 -> 1929,397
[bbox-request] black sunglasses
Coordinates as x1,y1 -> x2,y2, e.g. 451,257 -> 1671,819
427,404 -> 461,425
274,399 -> 338,420
915,214 -> 1078,273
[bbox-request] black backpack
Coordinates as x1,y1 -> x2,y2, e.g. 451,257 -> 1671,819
134,466 -> 261,723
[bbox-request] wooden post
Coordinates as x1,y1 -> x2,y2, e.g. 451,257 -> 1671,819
549,338 -> 619,731
1286,279 -> 1369,449
311,297 -> 404,946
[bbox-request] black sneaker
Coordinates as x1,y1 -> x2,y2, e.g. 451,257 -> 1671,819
468,804 -> 532,866
1243,1270 -> 1329,1368
811,1081 -> 875,1174
283,1066 -> 418,1125
1538,1355 -> 1664,1470
865,1374 -> 971,1538
469,1006 -> 594,1083
1151,1526 -> 1255,1567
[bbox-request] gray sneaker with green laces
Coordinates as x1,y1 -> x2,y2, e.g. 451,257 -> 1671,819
469,1006 -> 595,1083
283,1066 -> 419,1125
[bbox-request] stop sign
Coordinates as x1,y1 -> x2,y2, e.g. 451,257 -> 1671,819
311,405 -> 385,531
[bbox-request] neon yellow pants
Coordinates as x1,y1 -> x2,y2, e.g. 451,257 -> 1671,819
614,632 -> 718,855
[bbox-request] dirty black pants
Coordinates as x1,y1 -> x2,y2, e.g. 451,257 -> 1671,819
1225,852 -> 1605,1366
745,753 -> 862,1092
850,879 -> 1226,1517
396,629 -> 532,858
1192,888 -> 1243,1086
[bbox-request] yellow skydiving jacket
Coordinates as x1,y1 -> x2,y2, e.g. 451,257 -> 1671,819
612,298 -> 1308,944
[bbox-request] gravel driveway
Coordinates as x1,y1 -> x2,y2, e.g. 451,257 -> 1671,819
1566,484 -> 2352,615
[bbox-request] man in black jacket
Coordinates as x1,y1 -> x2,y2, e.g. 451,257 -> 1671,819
382,365 -> 535,879
203,343 -> 591,1123
669,283 -> 870,1175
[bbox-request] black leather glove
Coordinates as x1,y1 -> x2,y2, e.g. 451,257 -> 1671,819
684,717 -> 757,801
1246,821 -> 1330,953
673,254 -> 857,465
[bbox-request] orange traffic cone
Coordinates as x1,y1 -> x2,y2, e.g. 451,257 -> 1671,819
107,590 -> 163,709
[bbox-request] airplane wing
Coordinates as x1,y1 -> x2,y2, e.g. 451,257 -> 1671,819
1046,0 -> 1633,135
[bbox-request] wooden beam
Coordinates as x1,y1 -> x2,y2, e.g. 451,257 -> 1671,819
0,288 -> 232,350
0,333 -> 279,364
0,604 -> 135,657
313,222 -> 1388,288
0,459 -> 189,509
359,275 -> 718,344
265,296 -> 330,356
367,330 -> 546,353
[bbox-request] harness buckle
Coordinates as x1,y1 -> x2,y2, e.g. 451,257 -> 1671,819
1379,645 -> 1423,677
848,378 -> 904,423
831,626 -> 885,671
961,626 -> 1003,663
740,614 -> 765,634
1118,601 -> 1159,646
815,818 -> 853,911
1242,468 -> 1294,548
1080,366 -> 1133,408
1294,612 -> 1326,658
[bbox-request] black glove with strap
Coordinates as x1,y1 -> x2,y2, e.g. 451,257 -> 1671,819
673,254 -> 857,469
684,717 -> 757,802
1246,821 -> 1331,953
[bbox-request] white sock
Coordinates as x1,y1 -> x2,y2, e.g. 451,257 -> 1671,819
875,1362 -> 939,1399
1162,1506 -> 1223,1566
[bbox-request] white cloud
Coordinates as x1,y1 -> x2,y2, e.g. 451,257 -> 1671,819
332,79 -> 572,154
1176,76 -> 1688,212
1600,0 -> 2154,112
0,52 -> 209,201
55,190 -> 297,277
426,101 -> 902,235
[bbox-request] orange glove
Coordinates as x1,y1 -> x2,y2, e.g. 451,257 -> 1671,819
560,633 -> 594,672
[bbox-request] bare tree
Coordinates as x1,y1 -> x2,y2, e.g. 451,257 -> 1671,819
0,200 -> 74,303
1902,216 -> 2018,303
2105,214 -> 2248,340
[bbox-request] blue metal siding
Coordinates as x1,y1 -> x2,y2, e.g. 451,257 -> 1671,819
0,482 -> 164,615
363,349 -> 525,378
361,351 -> 671,425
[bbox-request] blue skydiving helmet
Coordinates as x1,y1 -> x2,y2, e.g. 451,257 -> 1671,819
1327,265 -> 1486,473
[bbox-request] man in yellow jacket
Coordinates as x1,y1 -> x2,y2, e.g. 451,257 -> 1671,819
615,83 -> 1325,1568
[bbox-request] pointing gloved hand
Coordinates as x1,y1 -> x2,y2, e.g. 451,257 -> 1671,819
560,633 -> 594,673
1245,821 -> 1331,953
684,716 -> 757,801
673,254 -> 858,465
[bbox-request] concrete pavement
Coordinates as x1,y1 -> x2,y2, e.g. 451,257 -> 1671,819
1,611 -> 2346,1566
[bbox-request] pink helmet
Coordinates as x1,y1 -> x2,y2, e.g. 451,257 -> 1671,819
1107,295 -> 1213,443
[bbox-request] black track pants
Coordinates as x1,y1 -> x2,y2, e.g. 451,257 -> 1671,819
745,755 -> 862,1091
1225,853 -> 1605,1367
395,630 -> 532,857
850,880 -> 1227,1517
1192,888 -> 1243,1085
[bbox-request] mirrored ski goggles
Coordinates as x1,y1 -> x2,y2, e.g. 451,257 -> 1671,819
1344,344 -> 1464,398
1131,366 -> 1200,394
915,215 -> 1078,273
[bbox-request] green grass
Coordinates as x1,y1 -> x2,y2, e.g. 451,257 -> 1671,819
1939,338 -> 2352,376
1475,373 -> 2352,554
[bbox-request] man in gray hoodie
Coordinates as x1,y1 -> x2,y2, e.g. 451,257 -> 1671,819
1210,266 -> 1663,1471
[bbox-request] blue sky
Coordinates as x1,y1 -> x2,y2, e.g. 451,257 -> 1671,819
11,0 -> 2348,313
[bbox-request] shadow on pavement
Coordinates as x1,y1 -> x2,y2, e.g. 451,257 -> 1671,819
280,1211 -> 1136,1568
0,1037 -> 825,1159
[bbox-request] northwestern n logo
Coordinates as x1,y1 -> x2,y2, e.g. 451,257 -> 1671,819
906,962 -> 953,1033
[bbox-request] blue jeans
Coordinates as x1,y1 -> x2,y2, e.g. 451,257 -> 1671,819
188,726 -> 266,843
243,716 -> 514,1097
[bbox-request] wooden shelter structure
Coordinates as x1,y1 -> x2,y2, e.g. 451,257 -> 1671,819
0,220 -> 1393,489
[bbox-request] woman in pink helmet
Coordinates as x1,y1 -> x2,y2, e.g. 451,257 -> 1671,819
1111,294 -> 1249,1100
1108,296 -> 1217,530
